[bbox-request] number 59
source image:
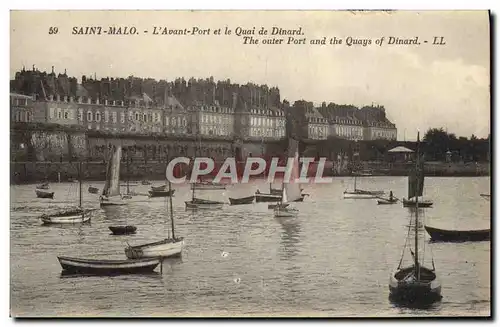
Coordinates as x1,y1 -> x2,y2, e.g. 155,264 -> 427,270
48,27 -> 58,35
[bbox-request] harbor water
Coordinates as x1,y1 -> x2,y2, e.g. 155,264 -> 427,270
10,176 -> 490,317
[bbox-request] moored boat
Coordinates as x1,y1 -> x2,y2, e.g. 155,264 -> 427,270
125,179 -> 185,259
185,198 -> 224,210
100,145 -> 132,207
255,192 -> 282,202
343,189 -> 385,199
109,225 -> 137,235
377,198 -> 398,205
273,138 -> 301,218
148,189 -> 175,198
229,195 -> 255,205
57,256 -> 160,275
424,225 -> 490,242
142,180 -> 152,185
151,185 -> 167,192
88,186 -> 99,194
36,182 -> 50,190
268,203 -> 290,210
403,197 -> 433,208
35,189 -> 54,199
192,181 -> 226,190
40,208 -> 90,224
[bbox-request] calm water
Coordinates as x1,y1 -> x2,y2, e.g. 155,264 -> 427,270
10,177 -> 491,317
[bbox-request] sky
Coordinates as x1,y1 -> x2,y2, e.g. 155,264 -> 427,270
9,10 -> 490,141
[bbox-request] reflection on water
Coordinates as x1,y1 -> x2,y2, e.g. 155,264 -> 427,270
10,177 -> 490,317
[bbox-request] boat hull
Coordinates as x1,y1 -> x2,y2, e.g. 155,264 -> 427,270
58,256 -> 160,275
109,225 -> 137,235
125,238 -> 184,259
403,198 -> 433,208
274,207 -> 299,218
378,199 -> 398,205
148,190 -> 175,198
343,192 -> 379,199
100,196 -> 130,207
229,196 -> 255,205
88,187 -> 99,194
389,266 -> 441,305
268,203 -> 290,209
255,194 -> 282,202
185,201 -> 223,210
425,225 -> 490,242
41,213 -> 90,224
35,190 -> 54,199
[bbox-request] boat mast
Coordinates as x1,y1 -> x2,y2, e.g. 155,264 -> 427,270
414,132 -> 420,279
168,180 -> 175,240
126,154 -> 130,195
78,161 -> 82,207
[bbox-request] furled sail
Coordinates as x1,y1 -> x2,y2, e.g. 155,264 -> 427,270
283,138 -> 302,203
408,151 -> 425,199
102,145 -> 122,197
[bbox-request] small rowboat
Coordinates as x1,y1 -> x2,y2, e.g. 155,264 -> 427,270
185,199 -> 224,210
402,197 -> 433,208
255,193 -> 282,202
151,185 -> 167,192
88,186 -> 99,194
148,189 -> 175,198
40,209 -> 90,224
424,225 -> 490,242
229,195 -> 255,205
57,256 -> 160,275
377,198 -> 398,205
109,225 -> 137,235
35,189 -> 54,199
36,183 -> 50,190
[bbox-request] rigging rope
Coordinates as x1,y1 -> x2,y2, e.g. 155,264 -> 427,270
397,210 -> 414,269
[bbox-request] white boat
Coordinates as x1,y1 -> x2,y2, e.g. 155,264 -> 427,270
343,189 -> 383,199
389,132 -> 442,305
39,162 -> 90,225
125,178 -> 184,259
100,145 -> 132,207
192,181 -> 226,190
273,138 -> 301,218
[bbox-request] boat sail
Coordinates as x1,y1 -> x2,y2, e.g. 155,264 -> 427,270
125,167 -> 185,259
402,151 -> 433,208
343,146 -> 384,199
389,132 -> 441,305
100,145 -> 129,207
274,138 -> 300,218
40,162 -> 90,224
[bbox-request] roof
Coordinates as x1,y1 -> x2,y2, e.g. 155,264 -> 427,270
76,84 -> 89,97
388,146 -> 414,153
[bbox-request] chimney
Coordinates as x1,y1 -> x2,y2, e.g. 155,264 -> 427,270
63,95 -> 67,102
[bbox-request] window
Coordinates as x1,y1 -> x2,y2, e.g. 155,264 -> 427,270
57,109 -> 62,119
64,111 -> 69,119
95,111 -> 101,122
165,117 -> 169,126
120,112 -> 125,123
104,110 -> 109,123
112,112 -> 117,123
87,111 -> 92,122
143,113 -> 147,122
135,113 -> 139,121
78,109 -> 83,121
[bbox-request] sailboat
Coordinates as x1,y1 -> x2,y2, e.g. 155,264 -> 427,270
100,145 -> 130,207
40,162 -> 90,224
343,173 -> 385,199
125,177 -> 185,259
389,133 -> 441,305
273,138 -> 301,218
402,151 -> 433,208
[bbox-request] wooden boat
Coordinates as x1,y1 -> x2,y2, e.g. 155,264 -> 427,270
424,225 -> 490,242
40,163 -> 90,225
151,185 -> 167,192
148,189 -> 175,198
229,195 -> 255,205
109,225 -> 137,235
125,180 -> 185,259
343,189 -> 385,199
273,138 -> 301,218
389,132 -> 442,305
377,198 -> 398,205
185,198 -> 224,210
255,192 -> 282,202
88,186 -> 99,194
36,183 -> 50,190
403,197 -> 433,208
480,193 -> 490,201
57,256 -> 160,275
35,189 -> 54,199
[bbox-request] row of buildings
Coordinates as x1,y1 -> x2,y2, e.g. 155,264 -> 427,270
10,67 -> 397,141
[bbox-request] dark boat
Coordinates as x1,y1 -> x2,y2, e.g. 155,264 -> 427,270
148,189 -> 175,198
229,195 -> 255,205
403,198 -> 433,208
57,256 -> 160,275
424,225 -> 490,242
378,198 -> 398,205
255,192 -> 282,202
389,132 -> 442,306
480,193 -> 490,201
35,189 -> 54,199
88,186 -> 99,194
109,225 -> 137,235
151,185 -> 167,192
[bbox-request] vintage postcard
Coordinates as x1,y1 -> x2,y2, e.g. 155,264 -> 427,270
9,10 -> 490,317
